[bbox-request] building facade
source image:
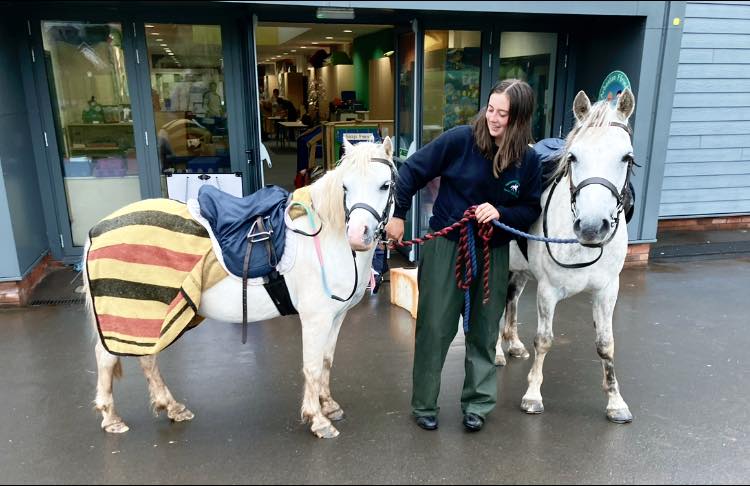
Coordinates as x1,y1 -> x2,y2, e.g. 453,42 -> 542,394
2,1 -> 744,305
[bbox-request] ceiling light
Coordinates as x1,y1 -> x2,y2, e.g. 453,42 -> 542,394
145,24 -> 155,28
325,36 -> 333,40
311,42 -> 318,45
156,38 -> 163,42
316,7 -> 355,20
300,46 -> 307,49
291,49 -> 296,52
383,50 -> 394,57
343,30 -> 353,33
160,44 -> 168,47
150,32 -> 160,36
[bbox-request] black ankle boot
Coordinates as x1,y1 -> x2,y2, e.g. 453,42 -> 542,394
415,415 -> 438,430
463,413 -> 484,432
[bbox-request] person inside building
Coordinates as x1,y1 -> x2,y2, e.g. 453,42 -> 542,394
276,96 -> 299,122
385,79 -> 542,432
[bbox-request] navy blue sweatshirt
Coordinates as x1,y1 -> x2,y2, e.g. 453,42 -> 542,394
393,125 -> 542,247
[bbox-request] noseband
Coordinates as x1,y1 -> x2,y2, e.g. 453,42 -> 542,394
544,121 -> 638,269
342,157 -> 397,243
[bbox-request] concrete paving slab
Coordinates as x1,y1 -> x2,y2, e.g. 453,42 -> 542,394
0,257 -> 748,483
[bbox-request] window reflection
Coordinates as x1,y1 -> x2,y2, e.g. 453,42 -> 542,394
499,32 -> 557,141
145,23 -> 230,195
42,21 -> 141,246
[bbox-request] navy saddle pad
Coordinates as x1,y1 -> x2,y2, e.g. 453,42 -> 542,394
198,184 -> 289,279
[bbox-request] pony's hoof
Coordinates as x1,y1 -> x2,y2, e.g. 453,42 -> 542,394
521,398 -> 544,414
326,408 -> 345,422
103,421 -> 130,434
495,352 -> 507,366
312,424 -> 339,439
607,408 -> 633,424
168,406 -> 194,422
508,345 -> 530,359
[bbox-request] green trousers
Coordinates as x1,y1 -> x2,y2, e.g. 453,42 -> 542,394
412,237 -> 509,419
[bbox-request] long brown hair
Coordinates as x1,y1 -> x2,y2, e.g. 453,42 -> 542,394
471,79 -> 535,177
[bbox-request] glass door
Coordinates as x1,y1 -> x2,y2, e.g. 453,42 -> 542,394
40,20 -> 143,248
417,29 -> 483,241
497,32 -> 557,141
395,21 -> 420,261
141,22 -> 234,199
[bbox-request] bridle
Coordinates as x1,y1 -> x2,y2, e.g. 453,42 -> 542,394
342,156 -> 397,244
543,121 -> 639,269
315,155 -> 396,303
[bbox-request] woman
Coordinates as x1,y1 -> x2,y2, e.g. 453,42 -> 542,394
385,79 -> 542,432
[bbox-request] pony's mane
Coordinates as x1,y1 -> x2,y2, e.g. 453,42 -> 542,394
309,141 -> 395,234
553,100 -> 627,179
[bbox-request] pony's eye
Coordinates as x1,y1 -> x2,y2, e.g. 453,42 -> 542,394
380,183 -> 391,191
342,185 -> 348,193
568,153 -> 577,163
622,154 -> 634,164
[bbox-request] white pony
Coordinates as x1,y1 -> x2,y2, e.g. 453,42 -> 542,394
495,90 -> 636,423
86,138 -> 396,439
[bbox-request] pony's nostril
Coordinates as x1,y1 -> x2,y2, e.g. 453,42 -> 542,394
573,219 -> 582,233
600,219 -> 610,234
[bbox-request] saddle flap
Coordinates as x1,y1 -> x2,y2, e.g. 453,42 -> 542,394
198,185 -> 289,278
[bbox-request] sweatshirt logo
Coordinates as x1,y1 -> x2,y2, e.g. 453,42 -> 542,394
504,180 -> 520,197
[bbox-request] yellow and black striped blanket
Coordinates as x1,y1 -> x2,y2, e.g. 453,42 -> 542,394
87,199 -> 227,356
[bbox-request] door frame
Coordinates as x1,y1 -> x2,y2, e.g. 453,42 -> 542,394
24,4 -> 253,260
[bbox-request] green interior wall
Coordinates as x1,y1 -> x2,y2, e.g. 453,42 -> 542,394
352,28 -> 394,110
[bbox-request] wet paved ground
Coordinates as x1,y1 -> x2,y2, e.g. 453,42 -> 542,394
1,256 -> 749,484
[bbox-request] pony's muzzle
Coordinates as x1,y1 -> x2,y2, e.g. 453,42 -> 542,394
574,218 -> 611,245
346,222 -> 374,252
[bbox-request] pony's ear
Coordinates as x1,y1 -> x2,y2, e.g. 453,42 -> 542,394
343,138 -> 354,153
573,90 -> 591,123
382,136 -> 393,158
616,88 -> 635,121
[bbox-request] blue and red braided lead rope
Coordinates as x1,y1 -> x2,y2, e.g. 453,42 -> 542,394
391,206 -> 495,333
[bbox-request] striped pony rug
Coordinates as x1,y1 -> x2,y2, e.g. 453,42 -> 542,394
86,198 -> 227,356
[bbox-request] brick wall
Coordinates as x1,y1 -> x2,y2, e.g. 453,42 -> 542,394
658,215 -> 750,232
0,253 -> 56,306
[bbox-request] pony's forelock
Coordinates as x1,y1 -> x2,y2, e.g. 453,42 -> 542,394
553,101 -> 627,179
309,141 -> 395,234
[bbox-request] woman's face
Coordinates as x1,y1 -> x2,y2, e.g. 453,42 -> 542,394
486,92 -> 510,143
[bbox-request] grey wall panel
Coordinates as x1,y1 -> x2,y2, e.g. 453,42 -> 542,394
662,174 -> 750,190
683,17 -> 750,34
0,114 -> 48,274
660,200 -> 750,215
0,19 -> 48,276
686,3 -> 750,19
675,78 -> 750,92
0,161 -> 21,279
673,92 -> 750,106
671,107 -> 750,121
681,32 -> 750,48
666,148 -> 744,162
664,161 -> 750,176
678,63 -> 750,78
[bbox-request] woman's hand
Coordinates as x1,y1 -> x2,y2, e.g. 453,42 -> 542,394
475,203 -> 500,224
385,217 -> 405,243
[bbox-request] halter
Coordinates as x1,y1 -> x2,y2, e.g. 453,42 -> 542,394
544,121 -> 639,269
342,156 -> 397,244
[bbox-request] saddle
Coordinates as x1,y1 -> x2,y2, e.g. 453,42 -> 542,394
198,184 -> 297,343
198,184 -> 288,279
